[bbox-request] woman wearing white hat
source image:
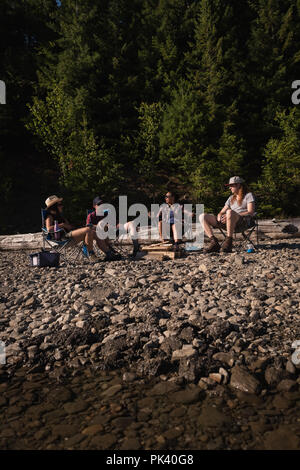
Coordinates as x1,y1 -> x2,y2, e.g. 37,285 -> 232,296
199,177 -> 255,253
44,195 -> 98,261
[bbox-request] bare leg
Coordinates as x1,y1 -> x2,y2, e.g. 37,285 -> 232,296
158,220 -> 164,241
158,220 -> 173,242
171,223 -> 180,243
199,213 -> 219,238
225,209 -> 240,237
70,227 -> 94,251
93,232 -> 110,253
124,222 -> 140,255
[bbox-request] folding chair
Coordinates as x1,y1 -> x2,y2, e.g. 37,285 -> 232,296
41,209 -> 84,263
218,212 -> 259,251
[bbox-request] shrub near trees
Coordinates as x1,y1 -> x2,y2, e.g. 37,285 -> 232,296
0,0 -> 300,233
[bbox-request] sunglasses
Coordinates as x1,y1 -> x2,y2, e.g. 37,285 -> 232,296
165,195 -> 172,198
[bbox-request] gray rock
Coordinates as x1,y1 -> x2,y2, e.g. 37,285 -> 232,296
230,366 -> 260,394
171,387 -> 201,404
102,384 -> 122,398
171,345 -> 197,361
265,367 -> 284,386
277,379 -> 298,392
63,400 -> 89,414
198,404 -> 232,427
286,360 -> 296,374
213,352 -> 235,367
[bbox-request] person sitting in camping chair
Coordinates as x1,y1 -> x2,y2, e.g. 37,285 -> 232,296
44,195 -> 100,262
89,195 -> 140,258
200,176 -> 255,253
85,196 -> 122,261
157,191 -> 193,250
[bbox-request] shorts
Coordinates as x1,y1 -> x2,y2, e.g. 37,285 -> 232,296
219,215 -> 255,232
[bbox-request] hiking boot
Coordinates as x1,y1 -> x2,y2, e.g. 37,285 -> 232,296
104,251 -> 122,262
220,236 -> 233,253
203,236 -> 220,254
131,241 -> 140,258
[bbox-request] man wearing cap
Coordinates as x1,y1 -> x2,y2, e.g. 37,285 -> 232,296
200,176 -> 255,253
86,196 -> 122,261
89,195 -> 140,258
86,196 -> 106,226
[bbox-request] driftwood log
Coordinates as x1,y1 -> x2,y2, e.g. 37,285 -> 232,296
0,218 -> 300,251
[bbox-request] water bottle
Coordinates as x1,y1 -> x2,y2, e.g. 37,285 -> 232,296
82,243 -> 89,257
246,243 -> 254,253
54,220 -> 60,240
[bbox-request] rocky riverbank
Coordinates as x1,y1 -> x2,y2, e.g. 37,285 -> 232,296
0,240 -> 299,449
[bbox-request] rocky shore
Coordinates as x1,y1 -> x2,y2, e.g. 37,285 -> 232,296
0,239 -> 299,450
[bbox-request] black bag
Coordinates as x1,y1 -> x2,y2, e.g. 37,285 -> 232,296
29,250 -> 60,267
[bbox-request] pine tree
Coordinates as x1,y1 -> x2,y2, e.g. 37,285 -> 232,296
138,0 -> 197,101
27,0 -> 144,211
190,0 -> 251,119
135,101 -> 164,199
247,0 -> 300,177
159,79 -> 208,176
257,107 -> 300,216
180,0 -> 250,207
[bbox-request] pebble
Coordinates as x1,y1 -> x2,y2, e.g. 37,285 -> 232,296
63,401 -> 89,414
102,384 -> 122,398
82,424 -> 104,436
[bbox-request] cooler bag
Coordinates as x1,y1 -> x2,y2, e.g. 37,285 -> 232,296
29,250 -> 60,267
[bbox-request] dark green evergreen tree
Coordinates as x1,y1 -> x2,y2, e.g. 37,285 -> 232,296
257,107 -> 300,216
247,0 -> 300,177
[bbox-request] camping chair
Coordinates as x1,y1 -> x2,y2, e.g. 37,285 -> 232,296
218,212 -> 259,251
41,209 -> 84,263
85,209 -> 127,257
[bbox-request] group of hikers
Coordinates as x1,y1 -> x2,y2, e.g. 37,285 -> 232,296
44,176 -> 255,261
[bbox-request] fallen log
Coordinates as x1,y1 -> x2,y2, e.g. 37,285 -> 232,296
0,216 -> 300,251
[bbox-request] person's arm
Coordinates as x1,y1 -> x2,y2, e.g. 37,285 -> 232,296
46,215 -> 72,232
60,219 -> 72,231
45,215 -> 54,232
239,201 -> 255,217
182,206 -> 193,217
217,205 -> 229,223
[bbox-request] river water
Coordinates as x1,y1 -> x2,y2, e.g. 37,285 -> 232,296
0,364 -> 299,450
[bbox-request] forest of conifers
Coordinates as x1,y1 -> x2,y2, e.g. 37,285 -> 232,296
1,0 -> 300,234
